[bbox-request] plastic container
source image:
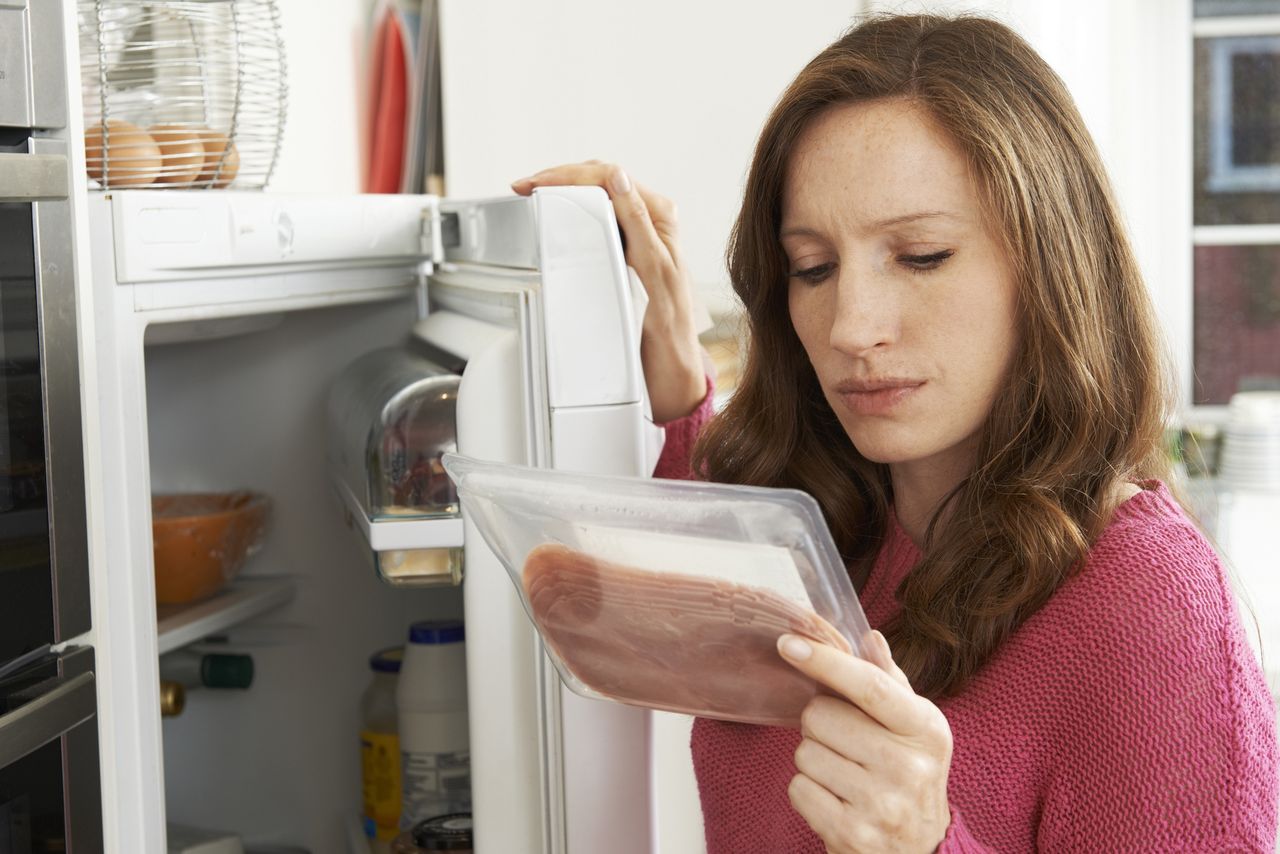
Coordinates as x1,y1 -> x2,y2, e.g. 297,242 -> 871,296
362,647 -> 404,847
397,622 -> 470,828
441,453 -> 873,728
390,814 -> 473,853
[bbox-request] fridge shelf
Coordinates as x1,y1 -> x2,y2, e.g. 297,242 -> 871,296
335,479 -> 464,552
155,577 -> 295,655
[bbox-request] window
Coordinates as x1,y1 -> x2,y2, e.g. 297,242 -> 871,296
1192,3 -> 1280,406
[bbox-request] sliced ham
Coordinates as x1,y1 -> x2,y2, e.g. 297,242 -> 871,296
521,541 -> 852,728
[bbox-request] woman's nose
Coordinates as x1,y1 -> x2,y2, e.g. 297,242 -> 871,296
827,269 -> 898,356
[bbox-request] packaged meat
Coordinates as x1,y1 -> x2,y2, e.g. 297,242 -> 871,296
440,453 -> 872,727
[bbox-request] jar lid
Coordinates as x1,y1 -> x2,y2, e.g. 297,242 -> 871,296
408,620 -> 464,645
411,813 -> 472,850
369,646 -> 404,673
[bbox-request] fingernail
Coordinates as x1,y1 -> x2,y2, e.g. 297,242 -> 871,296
869,630 -> 894,668
779,634 -> 812,661
512,176 -> 533,186
608,168 -> 632,196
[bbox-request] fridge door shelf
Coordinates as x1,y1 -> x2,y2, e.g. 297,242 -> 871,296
334,478 -> 465,586
156,577 -> 295,655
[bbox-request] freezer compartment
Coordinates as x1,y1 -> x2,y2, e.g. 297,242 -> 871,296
328,345 -> 465,586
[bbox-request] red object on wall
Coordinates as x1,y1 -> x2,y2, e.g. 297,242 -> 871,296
364,10 -> 407,194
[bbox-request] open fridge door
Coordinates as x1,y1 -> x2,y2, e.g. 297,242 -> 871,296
404,186 -> 685,853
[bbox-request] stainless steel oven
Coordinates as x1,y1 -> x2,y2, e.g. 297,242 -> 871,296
0,0 -> 89,660
0,648 -> 101,853
1,1 -> 102,851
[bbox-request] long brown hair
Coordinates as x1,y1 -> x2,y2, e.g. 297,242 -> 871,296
692,13 -> 1173,699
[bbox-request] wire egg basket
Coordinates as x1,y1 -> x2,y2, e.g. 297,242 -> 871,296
79,0 -> 287,190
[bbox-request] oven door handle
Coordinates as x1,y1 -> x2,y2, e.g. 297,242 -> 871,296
0,152 -> 70,202
0,671 -> 95,767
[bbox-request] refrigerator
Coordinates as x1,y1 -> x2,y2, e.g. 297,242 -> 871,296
80,186 -> 706,853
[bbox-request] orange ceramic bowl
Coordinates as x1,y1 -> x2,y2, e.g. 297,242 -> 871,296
151,491 -> 271,605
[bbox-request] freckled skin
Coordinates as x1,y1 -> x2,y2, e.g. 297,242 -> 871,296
782,99 -> 1020,535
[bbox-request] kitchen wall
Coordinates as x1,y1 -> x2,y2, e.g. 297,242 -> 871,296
268,0 -> 371,196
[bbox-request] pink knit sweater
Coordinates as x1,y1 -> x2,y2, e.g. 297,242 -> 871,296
655,388 -> 1280,852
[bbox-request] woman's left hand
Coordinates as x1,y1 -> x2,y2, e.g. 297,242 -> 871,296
778,631 -> 954,853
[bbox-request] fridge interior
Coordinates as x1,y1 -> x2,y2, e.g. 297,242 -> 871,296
144,295 -> 462,852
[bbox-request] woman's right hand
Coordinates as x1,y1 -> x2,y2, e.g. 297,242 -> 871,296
511,162 -> 708,424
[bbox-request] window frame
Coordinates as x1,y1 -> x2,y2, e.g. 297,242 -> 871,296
1206,34 -> 1280,193
1190,11 -> 1280,422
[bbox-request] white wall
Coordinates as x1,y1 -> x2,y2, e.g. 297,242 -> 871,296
269,0 -> 371,195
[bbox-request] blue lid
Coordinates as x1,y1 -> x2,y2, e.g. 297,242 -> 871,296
369,646 -> 403,673
409,620 -> 464,645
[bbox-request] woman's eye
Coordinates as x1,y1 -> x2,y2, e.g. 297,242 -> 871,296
789,262 -> 836,285
899,250 -> 954,272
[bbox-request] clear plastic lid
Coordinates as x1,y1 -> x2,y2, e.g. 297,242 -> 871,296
441,453 -> 872,728
327,346 -> 461,521
328,346 -> 465,587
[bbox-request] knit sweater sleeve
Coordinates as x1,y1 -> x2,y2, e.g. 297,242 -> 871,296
652,374 -> 715,481
1035,506 -> 1280,851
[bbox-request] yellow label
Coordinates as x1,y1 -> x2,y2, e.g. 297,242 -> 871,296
361,729 -> 401,840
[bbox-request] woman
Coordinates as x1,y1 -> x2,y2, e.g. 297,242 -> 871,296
513,13 -> 1279,852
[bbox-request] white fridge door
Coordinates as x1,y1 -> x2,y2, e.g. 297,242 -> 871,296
417,186 -> 698,854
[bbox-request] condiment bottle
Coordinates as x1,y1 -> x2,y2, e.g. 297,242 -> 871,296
362,646 -> 404,850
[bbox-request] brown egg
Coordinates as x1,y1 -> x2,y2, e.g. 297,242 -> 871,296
84,120 -> 161,188
195,129 -> 241,188
148,123 -> 206,187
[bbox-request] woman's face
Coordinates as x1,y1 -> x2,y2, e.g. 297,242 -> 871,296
783,98 -> 1019,477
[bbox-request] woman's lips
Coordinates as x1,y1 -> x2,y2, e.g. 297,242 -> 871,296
835,382 -> 924,416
